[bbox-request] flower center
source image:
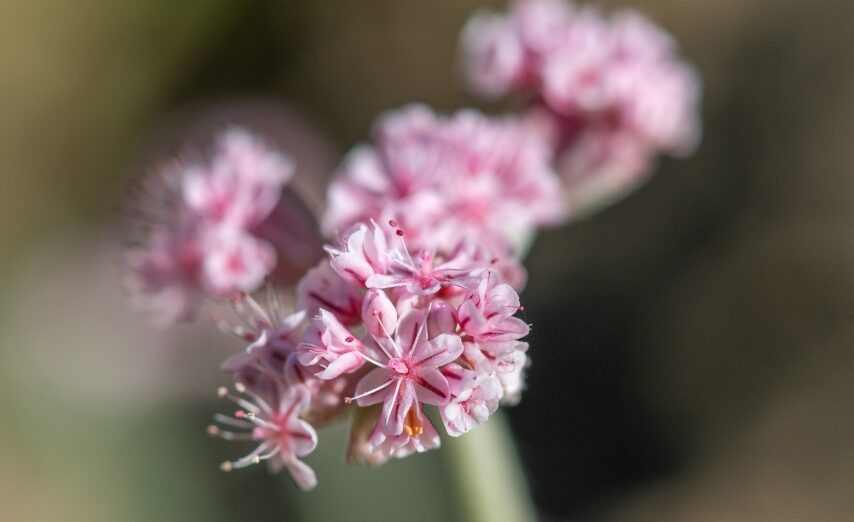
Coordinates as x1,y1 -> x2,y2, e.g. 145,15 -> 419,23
388,358 -> 409,375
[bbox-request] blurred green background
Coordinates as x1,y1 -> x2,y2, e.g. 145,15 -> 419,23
2,0 -> 854,520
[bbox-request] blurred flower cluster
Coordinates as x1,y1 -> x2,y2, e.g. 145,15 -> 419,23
461,0 -> 701,214
122,0 -> 700,490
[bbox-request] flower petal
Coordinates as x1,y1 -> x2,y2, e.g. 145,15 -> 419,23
317,351 -> 364,380
379,380 -> 415,435
414,367 -> 451,405
413,334 -> 464,368
395,309 -> 428,357
355,367 -> 394,407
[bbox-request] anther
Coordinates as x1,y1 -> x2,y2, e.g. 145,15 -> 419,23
207,425 -> 220,436
234,382 -> 246,393
220,461 -> 233,472
217,386 -> 228,398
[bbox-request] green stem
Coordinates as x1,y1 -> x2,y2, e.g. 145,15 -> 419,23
443,411 -> 536,522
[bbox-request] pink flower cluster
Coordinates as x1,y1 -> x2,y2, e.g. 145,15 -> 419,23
122,0 -> 701,493
324,105 -> 565,275
125,129 -> 301,324
210,219 -> 530,488
460,0 -> 701,212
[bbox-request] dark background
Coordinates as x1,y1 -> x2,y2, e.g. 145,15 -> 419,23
2,1 -> 853,520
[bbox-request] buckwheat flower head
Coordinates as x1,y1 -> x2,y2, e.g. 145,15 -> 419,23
460,0 -> 701,214
210,379 -> 318,490
124,128 -> 315,324
323,105 -> 566,261
295,235 -> 531,461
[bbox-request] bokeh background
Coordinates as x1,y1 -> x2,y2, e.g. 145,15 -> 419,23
2,0 -> 854,520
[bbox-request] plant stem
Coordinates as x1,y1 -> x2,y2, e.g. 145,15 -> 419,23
443,412 -> 536,522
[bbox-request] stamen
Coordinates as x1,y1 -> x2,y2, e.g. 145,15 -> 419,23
403,407 -> 424,437
213,414 -> 253,429
344,378 -> 394,404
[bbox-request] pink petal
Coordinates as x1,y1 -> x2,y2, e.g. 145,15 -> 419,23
319,308 -> 358,346
284,457 -> 318,491
395,309 -> 428,357
330,251 -> 374,286
458,300 -> 488,335
354,367 -> 394,407
317,351 -> 364,380
362,288 -> 398,338
285,418 -> 319,457
413,367 -> 451,405
428,301 -> 457,337
413,334 -> 464,368
365,273 -> 409,289
379,380 -> 415,436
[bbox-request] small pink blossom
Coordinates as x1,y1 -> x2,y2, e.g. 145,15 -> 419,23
458,271 -> 530,356
495,349 -> 531,406
349,307 -> 463,436
296,309 -> 366,380
326,222 -> 389,286
218,290 -> 305,376
441,365 -> 502,437
210,381 -> 318,490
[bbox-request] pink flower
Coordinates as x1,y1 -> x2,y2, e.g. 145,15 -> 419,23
328,221 -> 485,295
326,222 -> 389,286
218,290 -> 305,376
296,309 -> 367,380
349,307 -> 464,437
495,349 -> 531,406
210,381 -> 318,490
459,0 -> 701,214
322,105 -> 566,259
441,365 -> 502,437
458,271 -> 530,356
